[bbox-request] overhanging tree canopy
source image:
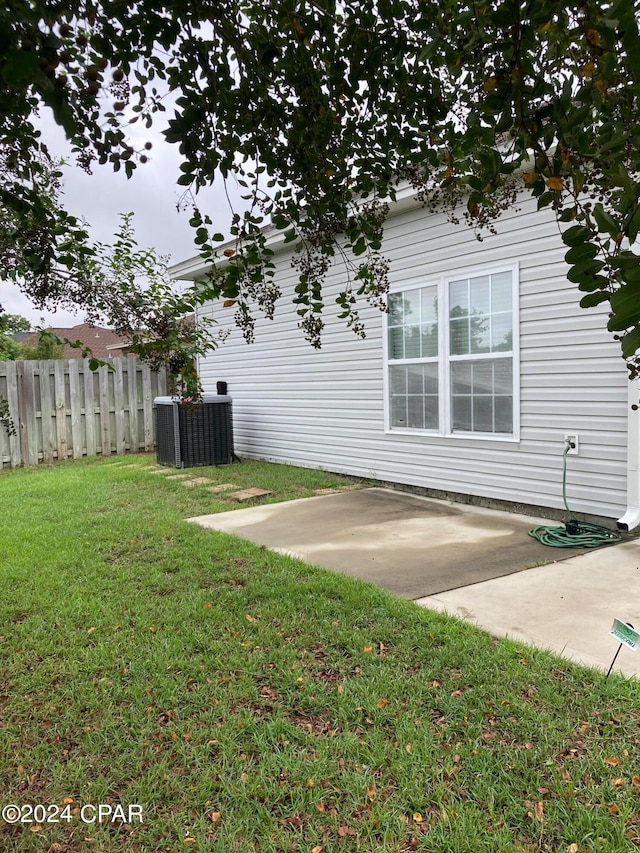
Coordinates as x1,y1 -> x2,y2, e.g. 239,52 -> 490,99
2,0 -> 640,371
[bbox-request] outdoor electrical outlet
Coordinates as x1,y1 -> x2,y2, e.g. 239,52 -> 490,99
564,433 -> 579,455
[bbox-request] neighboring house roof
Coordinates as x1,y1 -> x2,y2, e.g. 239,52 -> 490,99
20,324 -> 131,359
10,332 -> 33,343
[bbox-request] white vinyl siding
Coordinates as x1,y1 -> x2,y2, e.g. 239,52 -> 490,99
194,194 -> 628,520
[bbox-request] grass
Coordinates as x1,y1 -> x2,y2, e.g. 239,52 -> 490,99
0,454 -> 639,853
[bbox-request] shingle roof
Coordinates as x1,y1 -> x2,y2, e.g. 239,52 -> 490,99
21,324 -> 131,359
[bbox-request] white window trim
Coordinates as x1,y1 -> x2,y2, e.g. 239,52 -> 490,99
383,262 -> 520,442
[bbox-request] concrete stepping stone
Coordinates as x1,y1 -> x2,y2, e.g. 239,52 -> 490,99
230,487 -> 273,502
206,483 -> 238,493
167,473 -> 192,480
181,477 -> 212,487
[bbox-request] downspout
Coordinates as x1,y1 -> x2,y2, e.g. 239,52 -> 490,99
617,378 -> 640,531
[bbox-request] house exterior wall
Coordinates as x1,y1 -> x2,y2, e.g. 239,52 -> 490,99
196,196 -> 629,520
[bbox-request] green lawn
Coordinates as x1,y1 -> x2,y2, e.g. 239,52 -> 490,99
0,455 -> 638,852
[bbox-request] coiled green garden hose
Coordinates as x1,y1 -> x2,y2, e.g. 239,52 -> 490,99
528,444 -> 623,548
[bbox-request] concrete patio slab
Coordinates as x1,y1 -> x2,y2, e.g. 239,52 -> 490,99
189,488 -> 589,599
188,488 -> 638,676
417,542 -> 640,678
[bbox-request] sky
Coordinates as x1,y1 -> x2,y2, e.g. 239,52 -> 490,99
2,110 -> 243,329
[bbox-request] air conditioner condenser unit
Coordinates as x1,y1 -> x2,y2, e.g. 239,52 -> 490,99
154,395 -> 235,468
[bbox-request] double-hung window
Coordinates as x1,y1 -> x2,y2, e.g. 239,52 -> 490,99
386,265 -> 518,438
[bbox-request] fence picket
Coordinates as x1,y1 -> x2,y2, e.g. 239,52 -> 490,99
39,360 -> 56,463
98,364 -> 112,457
83,360 -> 96,458
127,359 -> 138,454
141,364 -> 154,451
18,361 -> 40,466
113,359 -> 126,455
0,357 -> 166,468
5,362 -> 21,468
69,359 -> 83,460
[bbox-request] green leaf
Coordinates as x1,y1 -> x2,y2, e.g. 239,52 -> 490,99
621,325 -> 640,358
580,291 -> 610,308
609,284 -> 640,330
3,50 -> 39,86
565,242 -> 599,264
536,192 -> 554,210
566,257 -> 607,285
562,225 -> 592,246
575,273 -> 609,291
593,204 -> 619,239
626,206 -> 640,244
352,236 -> 367,256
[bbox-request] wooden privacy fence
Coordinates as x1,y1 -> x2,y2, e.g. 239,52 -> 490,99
0,357 -> 167,469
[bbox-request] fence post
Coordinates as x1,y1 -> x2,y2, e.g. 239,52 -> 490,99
53,360 -> 68,461
68,359 -> 83,459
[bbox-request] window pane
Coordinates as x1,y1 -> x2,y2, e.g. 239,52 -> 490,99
388,285 -> 439,360
424,397 -> 439,430
421,287 -> 438,324
469,314 -> 491,354
473,396 -> 493,432
407,396 -> 425,429
452,396 -> 472,432
421,323 -> 438,357
407,364 -> 424,394
451,363 -> 471,395
491,312 -> 512,352
389,365 -> 406,395
404,326 -> 421,358
403,289 -> 421,323
491,271 -> 512,312
449,279 -> 468,314
391,395 -> 407,427
469,275 -> 491,315
494,396 -> 513,433
451,358 -> 513,435
472,361 -> 493,394
423,364 -> 438,395
450,317 -> 469,355
389,364 -> 439,431
388,326 -> 404,359
493,360 -> 512,394
388,293 -> 404,325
